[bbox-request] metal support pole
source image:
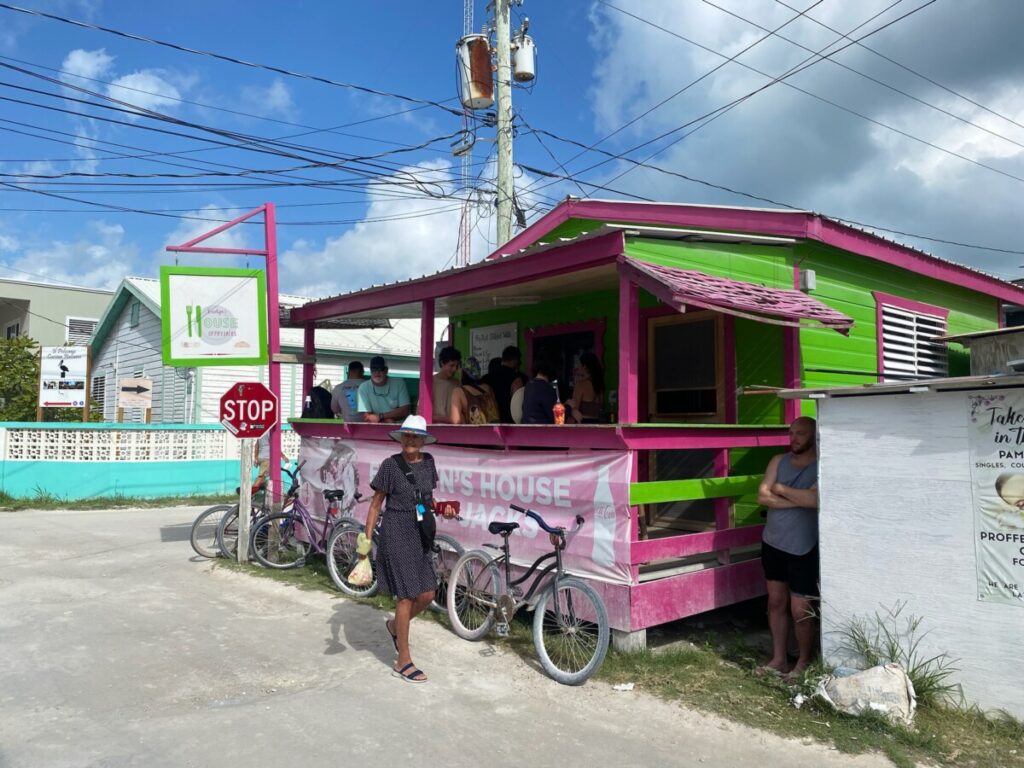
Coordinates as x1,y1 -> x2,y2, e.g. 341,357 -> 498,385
494,0 -> 514,247
238,438 -> 253,563
264,203 -> 283,510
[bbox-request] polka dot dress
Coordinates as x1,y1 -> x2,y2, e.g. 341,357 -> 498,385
371,454 -> 439,599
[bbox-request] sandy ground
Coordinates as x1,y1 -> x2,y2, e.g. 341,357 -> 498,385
0,506 -> 894,768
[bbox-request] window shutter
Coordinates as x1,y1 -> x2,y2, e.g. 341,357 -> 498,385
880,304 -> 947,380
67,317 -> 98,345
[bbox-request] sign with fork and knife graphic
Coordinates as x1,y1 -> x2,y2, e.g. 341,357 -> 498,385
159,266 -> 268,367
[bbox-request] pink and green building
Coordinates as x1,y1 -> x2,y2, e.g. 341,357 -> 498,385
289,199 -> 1024,647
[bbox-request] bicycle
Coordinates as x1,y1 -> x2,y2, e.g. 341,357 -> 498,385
189,480 -> 269,559
326,516 -> 463,612
446,504 -> 610,685
217,463 -> 358,560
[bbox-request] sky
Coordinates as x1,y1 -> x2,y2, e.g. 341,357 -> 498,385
2,0 -> 1024,300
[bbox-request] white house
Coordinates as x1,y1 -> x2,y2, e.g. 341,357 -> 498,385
89,276 -> 445,423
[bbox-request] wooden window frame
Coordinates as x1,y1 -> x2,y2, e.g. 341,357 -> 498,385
646,311 -> 725,423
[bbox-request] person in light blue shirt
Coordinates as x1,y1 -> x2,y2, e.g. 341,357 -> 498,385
357,355 -> 410,424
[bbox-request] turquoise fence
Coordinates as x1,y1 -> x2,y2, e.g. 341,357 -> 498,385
0,422 -> 299,501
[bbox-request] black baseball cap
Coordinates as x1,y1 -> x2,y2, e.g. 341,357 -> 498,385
369,355 -> 387,370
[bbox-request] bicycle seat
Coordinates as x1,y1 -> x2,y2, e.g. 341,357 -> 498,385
488,521 -> 519,536
323,489 -> 345,502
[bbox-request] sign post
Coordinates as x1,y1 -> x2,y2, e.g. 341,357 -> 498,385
220,382 -> 279,563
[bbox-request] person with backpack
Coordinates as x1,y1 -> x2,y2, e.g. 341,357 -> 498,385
359,415 -> 457,683
450,356 -> 499,424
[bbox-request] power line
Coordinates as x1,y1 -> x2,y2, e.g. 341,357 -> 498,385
0,2 -> 469,119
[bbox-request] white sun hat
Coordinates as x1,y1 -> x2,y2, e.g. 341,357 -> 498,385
388,414 -> 438,445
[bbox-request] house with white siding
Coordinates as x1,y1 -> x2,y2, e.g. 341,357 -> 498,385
89,276 -> 443,423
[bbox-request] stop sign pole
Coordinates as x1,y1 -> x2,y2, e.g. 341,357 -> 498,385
167,203 -> 284,514
220,382 -> 279,563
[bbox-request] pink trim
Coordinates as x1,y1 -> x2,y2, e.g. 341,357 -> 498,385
264,203 -> 283,501
630,525 -> 763,564
302,324 -> 315,397
289,420 -> 790,451
488,199 -> 1024,304
638,306 -> 675,421
490,200 -> 573,257
419,299 -> 435,424
630,559 -> 765,630
163,246 -> 268,256
873,291 -> 949,384
713,449 -> 731,564
293,230 -> 625,323
628,449 -> 641,583
872,291 -> 950,319
618,273 -> 639,423
723,315 -> 737,423
524,319 -> 606,374
783,328 -> 800,422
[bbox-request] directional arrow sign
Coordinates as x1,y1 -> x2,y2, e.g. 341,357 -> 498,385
117,377 -> 153,409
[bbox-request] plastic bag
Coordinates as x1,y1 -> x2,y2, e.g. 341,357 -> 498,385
348,556 -> 373,586
814,664 -> 917,726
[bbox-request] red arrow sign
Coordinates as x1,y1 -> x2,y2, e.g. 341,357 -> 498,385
219,382 -> 278,439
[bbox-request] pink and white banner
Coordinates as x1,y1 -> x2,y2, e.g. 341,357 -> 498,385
298,438 -> 633,585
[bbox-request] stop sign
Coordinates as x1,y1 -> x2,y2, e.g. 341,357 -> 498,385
219,382 -> 279,438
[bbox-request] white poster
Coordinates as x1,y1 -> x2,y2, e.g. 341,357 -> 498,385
38,346 -> 88,408
470,322 -> 517,367
967,392 -> 1024,607
160,266 -> 268,367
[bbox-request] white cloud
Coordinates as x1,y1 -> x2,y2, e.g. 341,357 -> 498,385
0,234 -> 19,253
3,220 -> 138,290
241,79 -> 295,118
107,70 -> 182,115
61,48 -> 114,83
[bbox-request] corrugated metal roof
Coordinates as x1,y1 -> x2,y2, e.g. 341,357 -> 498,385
780,373 -> 1024,399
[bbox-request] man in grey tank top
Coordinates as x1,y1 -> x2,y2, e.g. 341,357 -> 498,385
757,416 -> 819,681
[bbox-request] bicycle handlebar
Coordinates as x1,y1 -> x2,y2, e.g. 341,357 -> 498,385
509,504 -> 584,536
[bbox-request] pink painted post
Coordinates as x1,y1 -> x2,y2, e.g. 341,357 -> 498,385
302,323 -> 315,397
264,203 -> 283,505
618,270 -> 639,424
784,265 -> 801,422
419,299 -> 435,423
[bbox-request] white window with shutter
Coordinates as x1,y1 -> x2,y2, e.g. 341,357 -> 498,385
66,317 -> 98,345
876,294 -> 948,381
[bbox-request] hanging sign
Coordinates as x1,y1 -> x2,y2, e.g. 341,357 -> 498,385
967,392 -> 1024,607
160,266 -> 268,367
38,346 -> 88,407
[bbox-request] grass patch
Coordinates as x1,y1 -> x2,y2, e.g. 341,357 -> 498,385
0,489 -> 234,511
212,555 -> 1024,768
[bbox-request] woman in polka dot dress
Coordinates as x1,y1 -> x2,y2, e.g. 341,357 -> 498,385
363,415 -> 456,683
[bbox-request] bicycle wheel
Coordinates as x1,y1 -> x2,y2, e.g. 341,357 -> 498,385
189,504 -> 235,559
215,507 -> 240,559
429,533 -> 465,613
532,577 -> 609,686
249,513 -> 309,569
446,549 -> 500,641
326,523 -> 379,598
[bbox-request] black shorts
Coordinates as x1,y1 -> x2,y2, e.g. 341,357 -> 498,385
761,541 -> 819,598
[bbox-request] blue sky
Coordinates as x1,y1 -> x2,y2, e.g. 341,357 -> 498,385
2,0 -> 1024,299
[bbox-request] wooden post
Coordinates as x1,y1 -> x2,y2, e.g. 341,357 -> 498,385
418,298 -> 435,422
238,438 -> 253,563
36,349 -> 43,422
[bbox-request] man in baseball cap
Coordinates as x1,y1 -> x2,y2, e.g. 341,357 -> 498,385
357,355 -> 410,424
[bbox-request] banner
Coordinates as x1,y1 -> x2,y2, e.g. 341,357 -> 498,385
38,346 -> 88,407
159,266 -> 267,367
298,438 -> 633,584
967,392 -> 1024,607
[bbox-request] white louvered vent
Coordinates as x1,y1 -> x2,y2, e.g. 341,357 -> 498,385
880,304 -> 947,380
67,317 -> 98,345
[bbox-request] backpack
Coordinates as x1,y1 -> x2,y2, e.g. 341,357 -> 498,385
465,385 -> 499,424
302,386 -> 333,419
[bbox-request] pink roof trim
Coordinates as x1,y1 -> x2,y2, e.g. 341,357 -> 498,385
621,257 -> 854,335
493,199 -> 1024,305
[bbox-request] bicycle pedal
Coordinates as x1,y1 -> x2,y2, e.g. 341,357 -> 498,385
495,622 -> 510,637
510,586 -> 524,598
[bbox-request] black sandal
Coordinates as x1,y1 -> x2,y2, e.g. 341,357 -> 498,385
392,662 -> 427,683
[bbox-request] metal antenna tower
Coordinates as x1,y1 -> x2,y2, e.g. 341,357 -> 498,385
456,0 -> 474,267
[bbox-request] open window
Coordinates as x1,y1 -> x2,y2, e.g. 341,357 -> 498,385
646,311 -> 725,422
525,320 -> 605,403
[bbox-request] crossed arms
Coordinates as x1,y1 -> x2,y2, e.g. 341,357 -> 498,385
757,454 -> 819,510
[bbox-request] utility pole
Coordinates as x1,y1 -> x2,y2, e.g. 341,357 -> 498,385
494,0 -> 514,248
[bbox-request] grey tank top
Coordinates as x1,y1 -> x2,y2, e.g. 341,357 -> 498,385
762,454 -> 818,556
